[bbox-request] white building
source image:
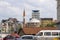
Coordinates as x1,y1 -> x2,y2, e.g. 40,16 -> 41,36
32,10 -> 40,20
1,18 -> 22,33
26,18 -> 40,27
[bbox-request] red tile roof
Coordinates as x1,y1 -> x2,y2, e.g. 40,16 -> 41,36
22,27 -> 57,35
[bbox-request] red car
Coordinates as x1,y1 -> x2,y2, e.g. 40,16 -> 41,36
3,35 -> 15,40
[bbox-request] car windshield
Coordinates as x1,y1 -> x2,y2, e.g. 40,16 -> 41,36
22,36 -> 33,39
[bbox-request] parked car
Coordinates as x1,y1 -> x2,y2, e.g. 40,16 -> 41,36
3,35 -> 16,40
0,36 -> 3,40
3,31 -> 20,40
19,35 -> 35,40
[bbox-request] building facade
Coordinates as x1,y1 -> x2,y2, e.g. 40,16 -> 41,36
26,18 -> 40,27
57,0 -> 60,21
32,10 -> 40,20
1,18 -> 22,33
40,18 -> 53,27
57,0 -> 60,29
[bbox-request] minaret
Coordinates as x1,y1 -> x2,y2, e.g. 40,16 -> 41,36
23,9 -> 25,27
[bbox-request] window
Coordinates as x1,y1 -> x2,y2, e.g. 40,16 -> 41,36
36,32 -> 43,36
0,30 -> 1,33
52,32 -> 58,36
44,32 -> 51,36
22,36 -> 33,39
58,32 -> 60,36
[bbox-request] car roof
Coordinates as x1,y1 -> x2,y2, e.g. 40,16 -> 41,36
40,30 -> 60,32
21,35 -> 34,37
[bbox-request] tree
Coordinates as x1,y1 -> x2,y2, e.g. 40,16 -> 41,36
17,24 -> 22,35
46,22 -> 56,27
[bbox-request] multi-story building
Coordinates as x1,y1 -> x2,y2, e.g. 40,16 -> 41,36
32,10 -> 40,20
57,0 -> 60,29
40,18 -> 53,27
1,20 -> 9,33
1,18 -> 22,33
57,0 -> 60,21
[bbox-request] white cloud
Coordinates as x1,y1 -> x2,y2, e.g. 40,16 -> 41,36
24,0 -> 57,20
0,1 -> 23,21
8,6 -> 20,13
0,1 -> 11,7
0,1 -> 19,12
0,1 -> 22,15
0,0 -> 57,21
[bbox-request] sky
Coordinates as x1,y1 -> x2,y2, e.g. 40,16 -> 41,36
0,0 -> 57,22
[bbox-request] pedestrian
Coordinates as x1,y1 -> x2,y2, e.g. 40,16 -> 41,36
10,31 -> 20,38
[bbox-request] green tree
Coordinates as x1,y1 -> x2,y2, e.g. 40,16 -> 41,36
46,22 -> 56,27
17,24 -> 22,35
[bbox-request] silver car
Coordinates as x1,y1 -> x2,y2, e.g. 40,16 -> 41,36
19,35 -> 35,40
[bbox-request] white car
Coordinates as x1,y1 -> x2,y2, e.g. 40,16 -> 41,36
19,35 -> 35,40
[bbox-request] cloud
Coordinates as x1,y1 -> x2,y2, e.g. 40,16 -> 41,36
0,0 -> 57,22
24,0 -> 57,20
0,1 -> 21,13
0,1 -> 23,21
0,1 -> 11,6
